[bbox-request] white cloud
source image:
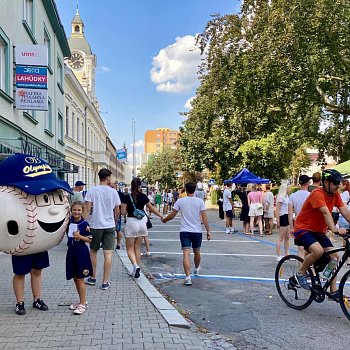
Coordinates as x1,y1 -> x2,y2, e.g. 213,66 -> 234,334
184,96 -> 195,110
101,66 -> 111,72
130,139 -> 144,148
150,35 -> 201,94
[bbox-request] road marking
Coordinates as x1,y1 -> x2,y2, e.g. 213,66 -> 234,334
150,239 -> 259,243
152,272 -> 348,285
149,230 -> 229,233
147,251 -> 276,257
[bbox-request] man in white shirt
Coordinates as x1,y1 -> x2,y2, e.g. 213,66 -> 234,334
84,169 -> 121,290
289,174 -> 310,257
223,180 -> 235,234
162,182 -> 211,286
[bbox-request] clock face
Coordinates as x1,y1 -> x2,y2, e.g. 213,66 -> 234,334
68,52 -> 84,70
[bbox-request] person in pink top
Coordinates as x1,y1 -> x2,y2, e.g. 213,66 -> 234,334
247,184 -> 264,237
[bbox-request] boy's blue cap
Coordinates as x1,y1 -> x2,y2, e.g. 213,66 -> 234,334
0,153 -> 73,195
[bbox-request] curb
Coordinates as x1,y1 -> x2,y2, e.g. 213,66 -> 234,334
117,250 -> 190,328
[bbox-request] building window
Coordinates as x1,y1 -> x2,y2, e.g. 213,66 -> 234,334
0,28 -> 10,96
82,122 -> 85,145
87,126 -> 90,148
77,117 -> 80,143
57,56 -> 63,92
156,144 -> 161,149
23,0 -> 36,43
74,25 -> 80,33
72,112 -> 75,140
44,25 -> 51,68
65,106 -> 69,136
58,111 -> 63,142
45,98 -> 52,132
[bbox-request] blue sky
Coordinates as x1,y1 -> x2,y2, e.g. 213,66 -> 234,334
55,0 -> 240,156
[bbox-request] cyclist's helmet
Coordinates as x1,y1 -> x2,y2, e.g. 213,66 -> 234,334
321,169 -> 343,184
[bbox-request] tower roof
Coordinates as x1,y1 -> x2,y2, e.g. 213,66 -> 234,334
68,7 -> 92,54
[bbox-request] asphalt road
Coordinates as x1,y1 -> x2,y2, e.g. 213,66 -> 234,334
139,209 -> 350,350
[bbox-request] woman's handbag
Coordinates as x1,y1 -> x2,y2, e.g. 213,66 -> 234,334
146,217 -> 153,229
129,194 -> 146,220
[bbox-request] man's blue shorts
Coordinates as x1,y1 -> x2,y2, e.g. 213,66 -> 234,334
294,230 -> 333,251
225,210 -> 234,218
180,231 -> 202,250
12,251 -> 50,275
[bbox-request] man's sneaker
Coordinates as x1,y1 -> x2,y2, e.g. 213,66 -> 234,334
101,281 -> 111,290
85,277 -> 96,285
184,276 -> 192,286
69,302 -> 88,310
194,267 -> 200,276
33,299 -> 48,311
295,273 -> 310,290
229,228 -> 236,234
73,304 -> 86,315
115,245 -> 121,250
133,266 -> 141,279
15,301 -> 26,315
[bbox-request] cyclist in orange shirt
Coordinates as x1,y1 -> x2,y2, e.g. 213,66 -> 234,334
293,169 -> 350,299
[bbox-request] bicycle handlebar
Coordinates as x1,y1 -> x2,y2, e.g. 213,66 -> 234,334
334,229 -> 350,240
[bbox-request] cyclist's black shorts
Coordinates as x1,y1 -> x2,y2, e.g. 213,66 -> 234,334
294,230 -> 333,251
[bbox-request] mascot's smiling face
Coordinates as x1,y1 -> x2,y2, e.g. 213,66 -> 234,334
0,153 -> 73,256
0,187 -> 70,255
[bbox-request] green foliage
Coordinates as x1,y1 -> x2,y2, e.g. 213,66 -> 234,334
211,190 -> 222,205
179,0 -> 350,181
139,147 -> 181,188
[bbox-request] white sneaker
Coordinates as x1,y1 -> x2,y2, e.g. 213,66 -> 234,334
184,276 -> 192,286
229,228 -> 236,234
276,256 -> 284,262
73,304 -> 86,315
225,228 -> 230,234
194,267 -> 200,276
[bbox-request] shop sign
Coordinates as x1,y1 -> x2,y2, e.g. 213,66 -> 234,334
16,88 -> 48,111
16,66 -> 48,89
15,45 -> 48,66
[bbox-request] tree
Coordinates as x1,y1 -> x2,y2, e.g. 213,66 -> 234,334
139,147 -> 181,188
180,0 -> 350,181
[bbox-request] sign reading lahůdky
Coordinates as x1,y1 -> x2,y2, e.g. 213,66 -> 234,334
15,45 -> 48,67
16,66 -> 48,89
16,88 -> 48,111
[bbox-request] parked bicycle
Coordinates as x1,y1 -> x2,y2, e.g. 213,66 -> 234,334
275,231 -> 350,321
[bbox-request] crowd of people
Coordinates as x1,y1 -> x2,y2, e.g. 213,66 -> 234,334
217,171 -> 350,266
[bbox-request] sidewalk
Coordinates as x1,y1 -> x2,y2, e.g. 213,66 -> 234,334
0,240 -> 228,349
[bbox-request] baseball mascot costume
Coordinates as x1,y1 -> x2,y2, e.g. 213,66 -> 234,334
0,153 -> 72,315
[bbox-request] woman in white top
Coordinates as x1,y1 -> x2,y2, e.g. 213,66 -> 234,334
275,184 -> 290,261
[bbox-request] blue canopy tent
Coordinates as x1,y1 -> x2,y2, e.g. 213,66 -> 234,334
228,168 -> 270,184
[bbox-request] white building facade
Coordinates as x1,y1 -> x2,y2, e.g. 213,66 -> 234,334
0,0 -> 72,177
63,9 -> 123,188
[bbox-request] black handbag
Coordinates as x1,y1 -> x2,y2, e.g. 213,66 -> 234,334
146,217 -> 153,229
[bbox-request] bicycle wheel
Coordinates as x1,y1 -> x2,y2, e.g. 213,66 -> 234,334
339,269 -> 350,322
275,255 -> 314,310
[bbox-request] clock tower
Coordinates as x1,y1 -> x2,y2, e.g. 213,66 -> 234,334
67,8 -> 97,103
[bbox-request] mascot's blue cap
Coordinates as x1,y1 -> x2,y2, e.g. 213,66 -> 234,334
0,153 -> 73,195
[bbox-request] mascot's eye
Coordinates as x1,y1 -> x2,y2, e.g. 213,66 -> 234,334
7,221 -> 19,235
53,190 -> 65,205
35,193 -> 51,207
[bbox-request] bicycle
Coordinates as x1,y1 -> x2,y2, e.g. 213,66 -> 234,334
275,231 -> 350,322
